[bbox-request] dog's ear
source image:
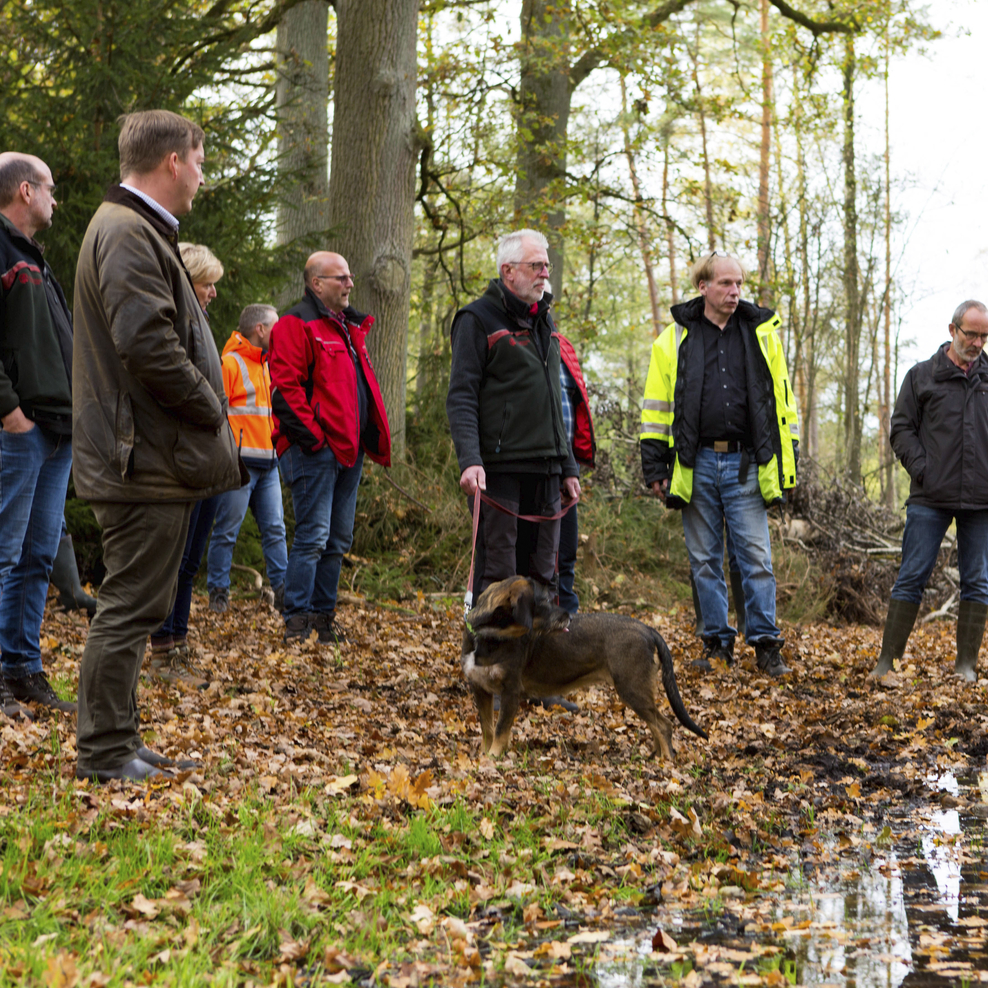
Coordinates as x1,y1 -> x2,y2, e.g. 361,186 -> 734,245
509,578 -> 535,633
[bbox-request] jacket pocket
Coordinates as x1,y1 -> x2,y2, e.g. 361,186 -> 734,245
113,390 -> 135,482
171,424 -> 239,491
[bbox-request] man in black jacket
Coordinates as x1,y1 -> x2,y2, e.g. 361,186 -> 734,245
870,300 -> 988,682
0,152 -> 76,721
446,229 -> 580,600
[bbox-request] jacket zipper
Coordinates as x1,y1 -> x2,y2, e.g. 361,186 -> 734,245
495,405 -> 508,454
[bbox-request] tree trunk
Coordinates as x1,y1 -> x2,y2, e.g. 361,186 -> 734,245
882,29 -> 896,509
514,0 -> 572,298
275,0 -> 330,306
841,35 -> 862,487
328,0 -> 419,460
620,75 -> 662,337
756,0 -> 773,305
663,138 -> 679,311
689,25 -> 716,252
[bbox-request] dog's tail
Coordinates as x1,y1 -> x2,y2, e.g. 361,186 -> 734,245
650,628 -> 708,740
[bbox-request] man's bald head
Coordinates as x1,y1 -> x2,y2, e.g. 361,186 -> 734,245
0,153 -> 48,209
303,252 -> 348,288
304,251 -> 354,314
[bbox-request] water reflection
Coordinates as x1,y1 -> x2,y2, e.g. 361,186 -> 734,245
597,769 -> 988,988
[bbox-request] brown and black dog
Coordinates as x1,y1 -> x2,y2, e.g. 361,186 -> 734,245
461,576 -> 707,760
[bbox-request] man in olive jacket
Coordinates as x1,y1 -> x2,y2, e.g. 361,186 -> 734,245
73,110 -> 245,783
870,300 -> 988,683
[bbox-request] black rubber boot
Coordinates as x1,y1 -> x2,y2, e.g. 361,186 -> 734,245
869,599 -> 920,679
690,572 -> 705,638
692,637 -> 734,673
729,569 -> 746,639
51,535 -> 98,618
955,600 -> 988,683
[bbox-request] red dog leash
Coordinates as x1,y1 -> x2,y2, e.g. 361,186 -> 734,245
464,491 -> 575,611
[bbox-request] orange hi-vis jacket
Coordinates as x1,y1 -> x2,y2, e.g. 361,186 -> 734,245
221,331 -> 276,467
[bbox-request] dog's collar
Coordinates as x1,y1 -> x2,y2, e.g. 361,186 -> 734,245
465,619 -> 475,635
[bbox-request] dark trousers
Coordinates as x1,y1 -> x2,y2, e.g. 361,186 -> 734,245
469,473 -> 561,594
151,495 -> 219,644
557,501 -> 579,614
76,500 -> 193,770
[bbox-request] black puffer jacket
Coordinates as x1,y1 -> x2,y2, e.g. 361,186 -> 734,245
891,342 -> 988,510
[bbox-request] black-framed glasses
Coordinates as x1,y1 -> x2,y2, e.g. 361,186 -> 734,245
317,273 -> 354,285
515,260 -> 552,275
27,179 -> 56,194
953,324 -> 988,343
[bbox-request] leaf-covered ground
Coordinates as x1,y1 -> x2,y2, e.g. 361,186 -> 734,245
3,587 -> 988,987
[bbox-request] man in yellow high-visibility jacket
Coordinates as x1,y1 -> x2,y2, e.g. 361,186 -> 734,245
640,253 -> 799,677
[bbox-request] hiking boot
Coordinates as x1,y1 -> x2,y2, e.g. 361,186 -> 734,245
1,677 -> 33,721
208,588 -> 229,614
754,640 -> 792,678
869,598 -> 920,680
147,644 -> 209,689
149,635 -> 174,655
312,612 -> 348,645
5,671 -> 77,713
692,638 -> 734,673
273,584 -> 285,613
284,613 -> 312,642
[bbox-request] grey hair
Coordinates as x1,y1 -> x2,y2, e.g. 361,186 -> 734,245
0,157 -> 43,209
238,303 -> 278,334
496,229 -> 548,274
951,300 -> 987,328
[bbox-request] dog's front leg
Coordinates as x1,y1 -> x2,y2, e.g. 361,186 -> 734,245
472,687 -> 496,753
489,688 -> 522,757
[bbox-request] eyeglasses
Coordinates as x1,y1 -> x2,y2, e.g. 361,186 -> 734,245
954,324 -> 988,343
27,180 -> 57,194
514,261 -> 552,275
316,273 -> 354,285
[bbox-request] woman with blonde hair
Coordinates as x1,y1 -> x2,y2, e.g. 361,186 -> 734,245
148,243 -> 227,685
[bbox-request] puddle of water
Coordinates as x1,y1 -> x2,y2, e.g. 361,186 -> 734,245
596,769 -> 988,987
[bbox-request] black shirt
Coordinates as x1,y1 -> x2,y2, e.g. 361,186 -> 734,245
698,311 -> 749,443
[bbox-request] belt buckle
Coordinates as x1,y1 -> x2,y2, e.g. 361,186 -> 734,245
714,440 -> 730,453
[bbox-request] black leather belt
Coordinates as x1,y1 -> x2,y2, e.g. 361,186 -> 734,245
700,440 -> 743,453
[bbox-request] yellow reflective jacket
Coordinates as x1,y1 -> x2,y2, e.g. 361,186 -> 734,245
640,297 -> 799,508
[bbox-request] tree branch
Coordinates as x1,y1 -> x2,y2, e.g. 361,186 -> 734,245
768,0 -> 858,35
568,0 -> 859,93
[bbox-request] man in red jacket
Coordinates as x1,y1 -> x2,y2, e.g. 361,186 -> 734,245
268,251 -> 391,645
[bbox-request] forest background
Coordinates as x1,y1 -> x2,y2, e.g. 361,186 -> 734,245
1,0 -> 968,617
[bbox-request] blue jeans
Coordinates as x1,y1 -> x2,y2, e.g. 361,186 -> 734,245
207,463 -> 287,592
279,444 -> 363,617
891,504 -> 988,604
682,446 -> 780,645
151,495 -> 219,643
0,425 -> 73,678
